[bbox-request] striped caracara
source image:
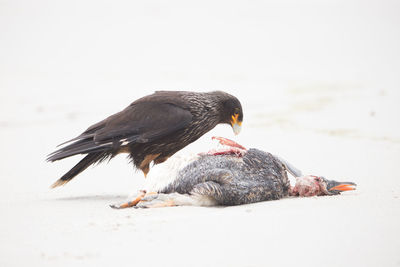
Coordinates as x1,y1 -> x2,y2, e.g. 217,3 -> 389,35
47,91 -> 243,189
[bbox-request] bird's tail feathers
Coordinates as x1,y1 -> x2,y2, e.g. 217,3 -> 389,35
47,138 -> 113,162
50,152 -> 108,188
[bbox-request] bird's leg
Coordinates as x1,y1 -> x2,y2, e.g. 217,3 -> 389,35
136,193 -> 177,208
154,156 -> 169,164
142,167 -> 150,178
139,153 -> 161,178
202,136 -> 247,157
136,192 -> 216,208
110,190 -> 158,209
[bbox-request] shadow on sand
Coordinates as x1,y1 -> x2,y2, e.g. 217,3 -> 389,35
53,194 -> 127,202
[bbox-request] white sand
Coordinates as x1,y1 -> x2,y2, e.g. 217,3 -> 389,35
1,1 -> 400,266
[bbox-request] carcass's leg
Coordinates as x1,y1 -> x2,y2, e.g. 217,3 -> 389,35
110,190 -> 157,209
136,192 -> 216,208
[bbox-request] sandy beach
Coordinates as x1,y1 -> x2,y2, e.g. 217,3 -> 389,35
1,1 -> 400,266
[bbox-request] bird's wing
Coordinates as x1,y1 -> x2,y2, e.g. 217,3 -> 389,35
273,155 -> 303,177
47,102 -> 193,161
93,102 -> 193,144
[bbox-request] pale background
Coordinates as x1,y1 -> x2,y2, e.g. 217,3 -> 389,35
1,0 -> 399,266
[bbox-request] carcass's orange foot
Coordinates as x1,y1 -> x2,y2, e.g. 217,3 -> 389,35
110,190 -> 150,209
136,193 -> 176,209
110,202 -> 133,209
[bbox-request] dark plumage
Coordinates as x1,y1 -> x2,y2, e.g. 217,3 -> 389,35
48,91 -> 243,188
160,149 -> 291,205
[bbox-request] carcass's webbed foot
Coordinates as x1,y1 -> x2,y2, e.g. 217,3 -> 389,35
110,190 -> 158,209
136,193 -> 176,209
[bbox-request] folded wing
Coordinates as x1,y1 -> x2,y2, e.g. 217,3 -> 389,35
47,102 -> 193,161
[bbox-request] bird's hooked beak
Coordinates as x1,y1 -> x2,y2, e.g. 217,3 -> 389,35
325,178 -> 357,195
230,113 -> 242,135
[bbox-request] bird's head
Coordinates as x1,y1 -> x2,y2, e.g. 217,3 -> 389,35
291,175 -> 356,197
322,177 -> 357,195
220,96 -> 243,135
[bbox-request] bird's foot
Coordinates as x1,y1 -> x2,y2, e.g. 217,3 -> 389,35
136,193 -> 176,208
110,190 -> 158,209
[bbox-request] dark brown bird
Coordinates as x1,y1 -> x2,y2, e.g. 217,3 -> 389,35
47,91 -> 243,188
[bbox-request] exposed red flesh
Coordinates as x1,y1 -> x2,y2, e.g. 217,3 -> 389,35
212,136 -> 247,150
